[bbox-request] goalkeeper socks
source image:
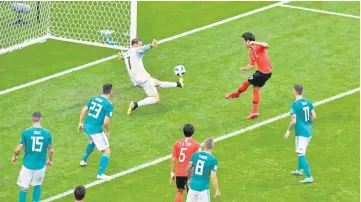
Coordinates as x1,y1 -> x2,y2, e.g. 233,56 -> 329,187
98,153 -> 110,175
82,143 -> 95,162
138,97 -> 158,106
32,185 -> 41,202
19,189 -> 27,202
159,82 -> 177,88
298,155 -> 312,178
237,81 -> 250,94
252,88 -> 260,113
175,190 -> 183,202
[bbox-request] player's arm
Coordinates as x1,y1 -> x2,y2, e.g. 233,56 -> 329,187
104,105 -> 113,139
311,110 -> 316,120
12,132 -> 26,164
47,133 -> 54,167
311,103 -> 316,120
249,41 -> 269,49
104,117 -> 110,138
170,157 -> 177,184
187,161 -> 194,178
241,52 -> 256,72
78,106 -> 88,132
211,171 -> 220,197
170,144 -> 178,184
211,160 -> 220,197
12,144 -> 24,164
137,39 -> 158,54
47,145 -> 54,168
284,114 -> 296,139
240,64 -> 255,71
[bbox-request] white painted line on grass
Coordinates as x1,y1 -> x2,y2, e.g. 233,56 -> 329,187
158,1 -> 290,44
41,87 -> 360,202
279,4 -> 360,19
0,1 -> 289,97
0,55 -> 117,96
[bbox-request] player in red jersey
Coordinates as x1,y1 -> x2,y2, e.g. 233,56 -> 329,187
225,32 -> 272,119
170,124 -> 201,202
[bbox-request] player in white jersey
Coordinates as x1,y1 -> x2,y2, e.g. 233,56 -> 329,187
118,38 -> 184,115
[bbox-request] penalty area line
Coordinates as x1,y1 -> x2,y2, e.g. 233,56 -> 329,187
279,4 -> 360,19
41,87 -> 360,202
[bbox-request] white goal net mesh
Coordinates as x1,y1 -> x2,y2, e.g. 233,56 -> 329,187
0,1 -> 133,55
50,1 -> 132,49
0,1 -> 51,54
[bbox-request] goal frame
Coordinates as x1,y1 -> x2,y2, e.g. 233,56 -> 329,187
0,1 -> 137,55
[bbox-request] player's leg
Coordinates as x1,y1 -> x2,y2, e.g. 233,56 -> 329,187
186,188 -> 198,202
297,136 -> 313,183
97,147 -> 111,179
175,177 -> 187,202
17,166 -> 32,202
153,77 -> 184,88
198,189 -> 211,202
80,135 -> 95,166
246,72 -> 271,119
291,136 -> 303,176
225,80 -> 250,99
128,78 -> 159,115
30,167 -> 46,202
90,133 -> 111,179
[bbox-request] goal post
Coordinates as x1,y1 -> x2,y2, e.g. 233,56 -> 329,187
0,1 -> 137,55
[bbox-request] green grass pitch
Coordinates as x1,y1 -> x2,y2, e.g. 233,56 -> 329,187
0,2 -> 359,202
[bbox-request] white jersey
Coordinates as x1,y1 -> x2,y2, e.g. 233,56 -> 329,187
123,45 -> 153,86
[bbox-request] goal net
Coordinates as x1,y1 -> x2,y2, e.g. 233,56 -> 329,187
0,1 -> 137,55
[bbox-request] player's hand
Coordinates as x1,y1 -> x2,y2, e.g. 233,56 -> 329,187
78,123 -> 83,132
187,180 -> 190,188
47,160 -> 52,168
215,189 -> 221,197
240,67 -> 248,72
284,131 -> 290,139
170,172 -> 175,184
117,52 -> 123,60
12,155 -> 18,164
105,132 -> 110,139
151,39 -> 158,48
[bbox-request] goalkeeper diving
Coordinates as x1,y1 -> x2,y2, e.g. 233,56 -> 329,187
118,38 -> 184,115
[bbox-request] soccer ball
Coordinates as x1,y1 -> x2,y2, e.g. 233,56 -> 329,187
174,65 -> 186,76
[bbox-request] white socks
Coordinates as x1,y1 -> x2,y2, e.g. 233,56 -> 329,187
159,82 -> 177,88
138,97 -> 157,106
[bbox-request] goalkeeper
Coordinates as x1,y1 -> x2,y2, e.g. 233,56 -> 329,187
118,38 -> 184,115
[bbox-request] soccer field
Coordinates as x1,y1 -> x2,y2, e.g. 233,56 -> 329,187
0,1 -> 360,202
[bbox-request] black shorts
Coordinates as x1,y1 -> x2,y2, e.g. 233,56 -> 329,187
248,71 -> 272,88
176,176 -> 188,191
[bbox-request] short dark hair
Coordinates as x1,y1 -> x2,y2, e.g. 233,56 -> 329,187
103,84 -> 112,94
294,84 -> 304,95
241,32 -> 255,41
74,185 -> 86,200
131,37 -> 142,46
183,124 -> 195,137
32,111 -> 41,122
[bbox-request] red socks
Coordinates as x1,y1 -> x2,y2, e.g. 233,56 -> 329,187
252,88 -> 260,113
175,190 -> 183,202
237,81 -> 250,95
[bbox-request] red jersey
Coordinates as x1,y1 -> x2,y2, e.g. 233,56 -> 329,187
172,137 -> 201,177
249,45 -> 272,74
